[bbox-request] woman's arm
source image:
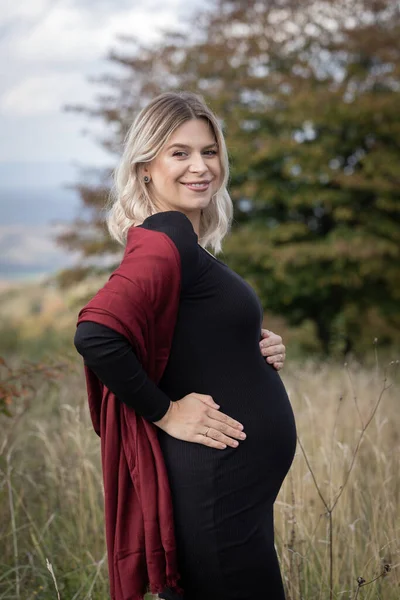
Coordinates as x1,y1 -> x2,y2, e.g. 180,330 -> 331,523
75,321 -> 172,423
75,316 -> 244,450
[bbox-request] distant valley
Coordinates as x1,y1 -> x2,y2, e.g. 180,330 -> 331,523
0,184 -> 81,280
0,161 -> 107,281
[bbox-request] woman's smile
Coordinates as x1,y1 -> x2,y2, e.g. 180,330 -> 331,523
181,181 -> 212,192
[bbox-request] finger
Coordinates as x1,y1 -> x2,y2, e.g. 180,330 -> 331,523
194,393 -> 220,409
208,428 -> 241,448
266,352 -> 286,365
266,351 -> 286,364
194,433 -> 227,450
273,361 -> 284,371
260,343 -> 285,357
261,343 -> 285,357
207,408 -> 244,430
260,328 -> 271,339
260,334 -> 282,348
214,421 -> 247,441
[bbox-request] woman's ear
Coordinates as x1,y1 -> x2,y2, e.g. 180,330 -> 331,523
140,164 -> 152,185
142,164 -> 151,176
137,163 -> 150,178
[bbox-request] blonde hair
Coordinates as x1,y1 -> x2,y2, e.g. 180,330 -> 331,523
107,91 -> 233,254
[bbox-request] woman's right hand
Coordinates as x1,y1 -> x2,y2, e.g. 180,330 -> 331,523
153,393 -> 246,449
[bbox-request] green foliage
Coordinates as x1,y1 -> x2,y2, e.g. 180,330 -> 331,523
59,0 -> 400,354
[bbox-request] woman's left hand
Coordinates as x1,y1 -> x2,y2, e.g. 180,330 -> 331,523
259,329 -> 286,371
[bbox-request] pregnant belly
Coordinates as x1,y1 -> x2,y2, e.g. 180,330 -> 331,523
158,362 -> 297,501
217,366 -> 297,481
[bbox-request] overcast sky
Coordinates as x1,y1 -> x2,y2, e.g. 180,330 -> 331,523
0,0 -> 194,178
0,0 -> 200,278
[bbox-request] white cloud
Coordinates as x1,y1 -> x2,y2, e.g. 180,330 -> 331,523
11,3 -> 184,64
0,72 -> 93,116
2,0 -> 50,21
0,0 -> 197,164
1,1 -> 187,118
13,6 -> 112,63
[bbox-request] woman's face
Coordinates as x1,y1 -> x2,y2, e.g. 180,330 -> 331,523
143,118 -> 222,225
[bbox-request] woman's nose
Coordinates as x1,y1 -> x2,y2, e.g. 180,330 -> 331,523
188,154 -> 208,172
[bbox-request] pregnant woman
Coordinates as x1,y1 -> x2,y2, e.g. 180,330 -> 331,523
75,91 -> 297,600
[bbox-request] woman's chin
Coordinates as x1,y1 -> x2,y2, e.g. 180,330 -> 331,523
180,197 -> 213,212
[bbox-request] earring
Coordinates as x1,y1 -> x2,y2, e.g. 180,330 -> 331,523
144,176 -> 150,183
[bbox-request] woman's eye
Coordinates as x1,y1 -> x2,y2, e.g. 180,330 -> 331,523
172,150 -> 218,157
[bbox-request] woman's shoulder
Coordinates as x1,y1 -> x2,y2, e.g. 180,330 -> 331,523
136,210 -> 200,290
139,210 -> 197,241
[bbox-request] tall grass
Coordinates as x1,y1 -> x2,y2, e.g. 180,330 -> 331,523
1,357 -> 399,599
275,358 -> 399,599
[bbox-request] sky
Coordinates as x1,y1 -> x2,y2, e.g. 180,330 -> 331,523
0,0 -> 193,175
0,0 -> 196,278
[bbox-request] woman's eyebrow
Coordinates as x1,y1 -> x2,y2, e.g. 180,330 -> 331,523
166,142 -> 218,151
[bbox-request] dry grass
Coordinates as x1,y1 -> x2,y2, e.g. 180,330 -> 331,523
276,358 -> 399,599
1,357 -> 399,599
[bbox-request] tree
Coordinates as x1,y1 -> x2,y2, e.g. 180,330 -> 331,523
59,0 -> 400,354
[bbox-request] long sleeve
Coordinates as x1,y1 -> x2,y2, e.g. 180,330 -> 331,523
76,210 -> 199,428
75,320 -> 172,423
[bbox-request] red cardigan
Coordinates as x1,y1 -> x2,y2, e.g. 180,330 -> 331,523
77,225 -> 184,600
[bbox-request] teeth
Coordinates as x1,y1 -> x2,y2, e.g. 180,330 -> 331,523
187,183 -> 207,187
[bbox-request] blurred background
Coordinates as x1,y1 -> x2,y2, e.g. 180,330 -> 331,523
1,0 -> 399,360
1,1 -> 399,598
1,0 -> 400,359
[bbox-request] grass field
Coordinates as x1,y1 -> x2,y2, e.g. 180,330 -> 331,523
1,351 -> 399,599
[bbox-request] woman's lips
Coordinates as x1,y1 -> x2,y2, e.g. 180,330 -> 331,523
181,182 -> 210,192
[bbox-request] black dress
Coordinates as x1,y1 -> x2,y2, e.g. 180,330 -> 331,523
75,211 -> 297,600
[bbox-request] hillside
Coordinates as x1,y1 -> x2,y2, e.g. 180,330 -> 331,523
0,276 -> 107,357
